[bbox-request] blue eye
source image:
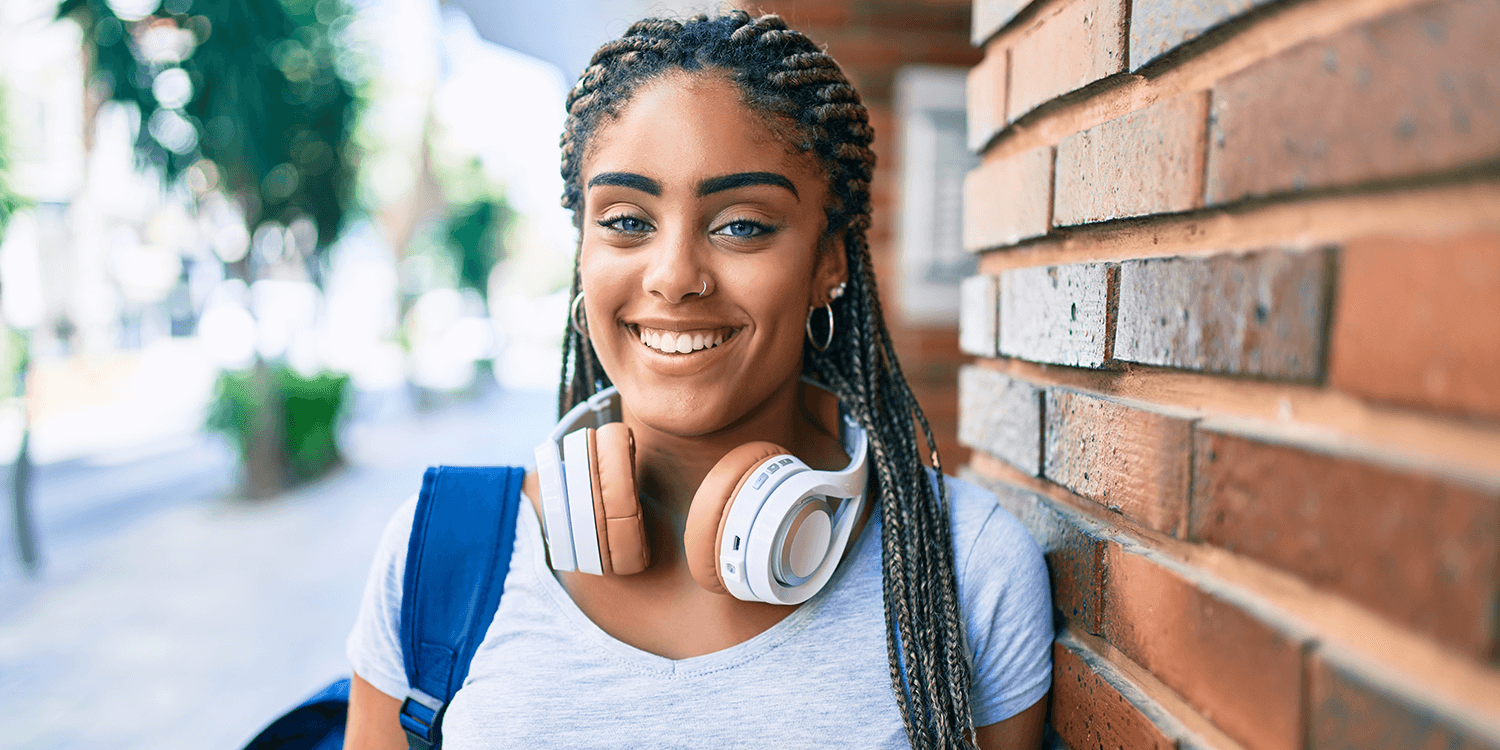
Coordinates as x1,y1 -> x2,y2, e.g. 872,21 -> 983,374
716,220 -> 770,238
600,215 -> 651,233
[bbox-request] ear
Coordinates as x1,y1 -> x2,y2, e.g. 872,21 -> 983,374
810,233 -> 849,307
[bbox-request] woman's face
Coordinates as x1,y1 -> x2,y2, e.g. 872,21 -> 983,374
577,71 -> 845,438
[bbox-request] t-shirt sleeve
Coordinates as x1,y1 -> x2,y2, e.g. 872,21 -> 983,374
946,475 -> 1054,726
345,494 -> 419,701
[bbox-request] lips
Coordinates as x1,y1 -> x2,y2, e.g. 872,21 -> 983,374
629,324 -> 740,354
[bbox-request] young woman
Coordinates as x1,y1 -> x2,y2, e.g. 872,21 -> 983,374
345,12 -> 1051,749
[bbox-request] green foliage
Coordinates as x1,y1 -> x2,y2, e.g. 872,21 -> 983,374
0,82 -> 26,237
59,0 -> 362,249
445,199 -> 510,298
206,365 -> 348,482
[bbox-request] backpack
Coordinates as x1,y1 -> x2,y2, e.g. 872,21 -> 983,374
241,465 -> 525,750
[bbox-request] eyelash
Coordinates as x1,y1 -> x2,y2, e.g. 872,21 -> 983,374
713,218 -> 776,239
598,214 -> 652,234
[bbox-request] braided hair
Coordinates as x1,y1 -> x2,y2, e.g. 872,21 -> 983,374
556,12 -> 975,748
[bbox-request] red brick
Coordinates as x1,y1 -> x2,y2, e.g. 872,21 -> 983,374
962,146 -> 1052,250
1052,638 -> 1177,750
1115,247 -> 1332,381
966,469 -> 1107,634
1309,652 -> 1500,750
1329,233 -> 1500,421
1044,390 -> 1192,536
1008,0 -> 1127,122
999,263 -> 1115,368
1191,429 -> 1500,659
1105,545 -> 1305,750
1205,0 -> 1500,204
967,44 -> 1007,151
1054,91 -> 1208,225
972,0 -> 1033,44
960,366 -> 1043,474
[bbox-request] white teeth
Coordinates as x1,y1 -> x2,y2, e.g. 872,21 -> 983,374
634,326 -> 736,354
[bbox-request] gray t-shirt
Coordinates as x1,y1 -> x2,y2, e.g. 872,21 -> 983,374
347,472 -> 1052,748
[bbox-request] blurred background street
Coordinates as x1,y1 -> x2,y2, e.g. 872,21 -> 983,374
0,385 -> 552,750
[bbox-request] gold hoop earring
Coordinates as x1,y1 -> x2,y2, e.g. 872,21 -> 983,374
570,292 -> 588,337
806,303 -> 834,352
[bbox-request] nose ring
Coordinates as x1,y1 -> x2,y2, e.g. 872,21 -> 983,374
694,280 -> 708,297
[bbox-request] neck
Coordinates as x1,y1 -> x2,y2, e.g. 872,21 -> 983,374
623,375 -> 845,524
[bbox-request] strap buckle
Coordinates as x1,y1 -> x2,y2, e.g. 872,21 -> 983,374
399,689 -> 444,750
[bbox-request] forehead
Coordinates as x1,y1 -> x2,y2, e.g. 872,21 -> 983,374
582,72 -> 827,192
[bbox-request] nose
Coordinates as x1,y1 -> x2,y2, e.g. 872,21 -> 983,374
641,224 -> 707,304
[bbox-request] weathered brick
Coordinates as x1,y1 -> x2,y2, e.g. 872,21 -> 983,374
959,274 -> 1000,358
1310,652 -> 1500,750
1105,545 -> 1306,750
959,365 -> 1042,474
972,0 -> 1032,45
965,470 -> 1107,634
1329,233 -> 1500,420
1130,0 -> 1277,70
1114,248 -> 1332,381
1054,91 -> 1208,225
962,146 -> 1052,250
999,263 -> 1115,367
1052,637 -> 1177,750
1045,390 -> 1192,535
1009,0 -> 1127,121
967,45 -> 1008,151
1191,429 -> 1500,659
1205,0 -> 1500,204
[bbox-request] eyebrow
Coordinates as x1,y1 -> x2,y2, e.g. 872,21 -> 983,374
698,172 -> 799,199
587,172 -> 661,195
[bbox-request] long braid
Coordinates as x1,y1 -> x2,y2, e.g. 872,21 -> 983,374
556,13 -> 975,748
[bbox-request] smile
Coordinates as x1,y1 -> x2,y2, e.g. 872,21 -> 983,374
630,324 -> 740,354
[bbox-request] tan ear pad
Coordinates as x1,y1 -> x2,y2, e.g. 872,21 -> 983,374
593,422 -> 649,575
684,441 -> 790,594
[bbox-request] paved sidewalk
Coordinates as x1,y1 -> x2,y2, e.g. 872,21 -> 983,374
0,387 -> 555,750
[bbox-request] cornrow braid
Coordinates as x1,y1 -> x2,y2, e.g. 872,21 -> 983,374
555,12 -> 975,748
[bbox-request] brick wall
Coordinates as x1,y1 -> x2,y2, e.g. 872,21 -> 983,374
736,0 -> 981,466
961,0 -> 1500,746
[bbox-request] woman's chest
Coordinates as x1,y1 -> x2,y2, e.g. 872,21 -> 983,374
439,555 -> 910,748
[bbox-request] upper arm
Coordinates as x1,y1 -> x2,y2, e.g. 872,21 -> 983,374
946,476 -> 1054,726
346,672 -> 408,750
975,693 -> 1048,750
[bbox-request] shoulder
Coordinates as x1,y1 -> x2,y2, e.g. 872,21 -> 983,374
934,471 -> 1044,584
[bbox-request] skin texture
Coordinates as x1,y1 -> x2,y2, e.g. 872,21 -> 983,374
346,72 -> 1046,749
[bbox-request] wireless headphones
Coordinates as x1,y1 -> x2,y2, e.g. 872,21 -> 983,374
532,380 -> 869,605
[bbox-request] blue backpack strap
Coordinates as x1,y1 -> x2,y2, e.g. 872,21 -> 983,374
398,465 -> 524,750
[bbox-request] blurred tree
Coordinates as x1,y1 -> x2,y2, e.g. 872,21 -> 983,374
0,83 -> 36,570
445,199 -> 510,299
59,0 -> 360,254
59,0 -> 365,496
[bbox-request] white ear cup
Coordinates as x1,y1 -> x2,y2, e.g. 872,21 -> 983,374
714,453 -> 867,605
561,429 -> 604,576
533,441 -> 577,571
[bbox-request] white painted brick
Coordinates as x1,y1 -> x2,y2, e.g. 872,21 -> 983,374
999,263 -> 1115,367
960,275 -> 1000,357
959,365 -> 1043,475
1115,249 -> 1331,380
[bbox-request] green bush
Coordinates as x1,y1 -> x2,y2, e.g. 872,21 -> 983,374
207,365 -> 349,485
